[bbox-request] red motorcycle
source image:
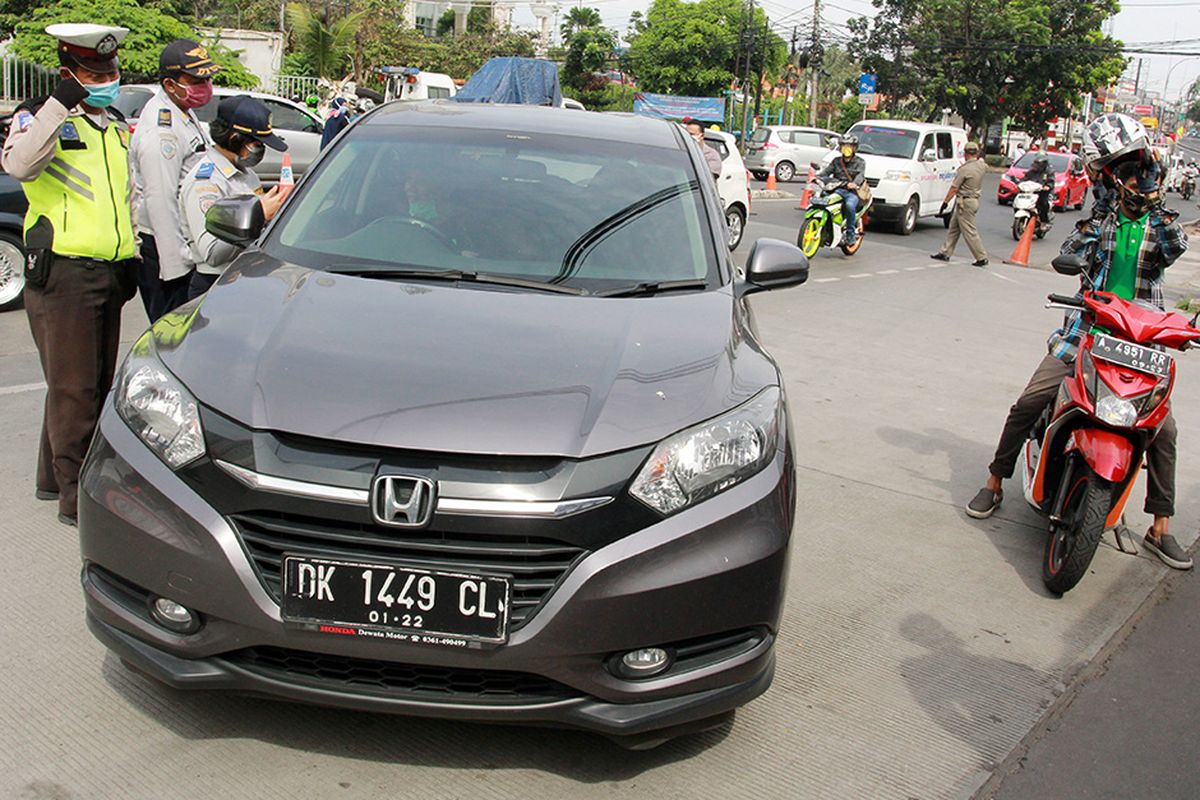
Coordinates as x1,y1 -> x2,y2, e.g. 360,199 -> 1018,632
1020,254 -> 1200,594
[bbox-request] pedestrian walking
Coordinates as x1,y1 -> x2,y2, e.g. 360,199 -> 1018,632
180,95 -> 287,300
2,23 -> 138,526
129,39 -> 220,321
931,141 -> 988,266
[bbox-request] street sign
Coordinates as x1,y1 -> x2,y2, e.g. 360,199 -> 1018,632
1133,104 -> 1153,116
858,73 -> 877,107
1141,116 -> 1159,129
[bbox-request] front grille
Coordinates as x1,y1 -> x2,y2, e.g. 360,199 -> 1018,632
866,177 -> 880,187
229,511 -> 587,629
223,646 -> 578,702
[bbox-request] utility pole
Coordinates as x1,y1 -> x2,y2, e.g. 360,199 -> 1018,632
808,0 -> 821,126
752,16 -> 767,126
1134,58 -> 1143,99
787,25 -> 798,125
739,0 -> 755,151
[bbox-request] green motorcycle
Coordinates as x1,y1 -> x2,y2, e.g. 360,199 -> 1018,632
797,178 -> 873,259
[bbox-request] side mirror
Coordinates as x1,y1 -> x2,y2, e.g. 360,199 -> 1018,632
922,148 -> 938,162
205,195 -> 265,246
738,238 -> 809,297
1051,254 -> 1087,276
828,136 -> 840,149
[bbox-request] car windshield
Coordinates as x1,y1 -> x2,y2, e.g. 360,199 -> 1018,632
1013,152 -> 1070,172
266,125 -> 719,292
846,125 -> 920,159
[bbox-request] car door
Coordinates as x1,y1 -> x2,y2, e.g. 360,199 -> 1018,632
915,133 -> 938,210
261,99 -> 324,182
933,131 -> 958,213
789,130 -> 827,174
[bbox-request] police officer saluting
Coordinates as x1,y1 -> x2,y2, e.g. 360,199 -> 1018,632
180,95 -> 286,300
2,24 -> 137,526
130,39 -> 219,321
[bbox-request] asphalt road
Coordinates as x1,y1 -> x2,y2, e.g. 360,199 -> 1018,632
2,200 -> 1199,799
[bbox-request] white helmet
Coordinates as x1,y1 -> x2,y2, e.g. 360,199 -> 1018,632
1083,113 -> 1150,171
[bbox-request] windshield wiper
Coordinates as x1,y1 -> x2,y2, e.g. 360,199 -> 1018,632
597,279 -> 709,298
324,267 -> 586,295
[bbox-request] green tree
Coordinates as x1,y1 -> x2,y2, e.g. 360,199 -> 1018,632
627,0 -> 784,97
436,8 -> 455,37
560,6 -> 601,40
561,26 -> 616,105
11,0 -> 256,86
286,1 -> 365,79
426,22 -> 536,79
848,0 -> 1124,138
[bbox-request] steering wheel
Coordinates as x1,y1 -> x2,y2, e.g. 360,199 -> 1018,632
375,215 -> 457,251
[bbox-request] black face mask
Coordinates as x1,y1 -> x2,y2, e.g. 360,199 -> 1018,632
236,143 -> 265,170
1120,188 -> 1153,217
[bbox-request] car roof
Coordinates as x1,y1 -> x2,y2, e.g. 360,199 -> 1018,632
121,83 -> 312,110
853,119 -> 966,134
365,101 -> 682,149
765,125 -> 835,134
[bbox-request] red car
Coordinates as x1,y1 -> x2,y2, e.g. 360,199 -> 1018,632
998,151 -> 1090,210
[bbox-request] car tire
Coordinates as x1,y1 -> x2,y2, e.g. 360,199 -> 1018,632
752,171 -> 767,181
774,161 -> 795,182
726,205 -> 746,250
0,230 -> 26,312
894,196 -> 919,235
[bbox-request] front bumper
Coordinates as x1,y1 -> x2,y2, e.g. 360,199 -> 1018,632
79,402 -> 794,738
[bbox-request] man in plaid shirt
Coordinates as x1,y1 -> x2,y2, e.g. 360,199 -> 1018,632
966,160 -> 1192,569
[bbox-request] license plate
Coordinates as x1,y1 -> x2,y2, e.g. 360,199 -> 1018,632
282,556 -> 509,644
1091,334 -> 1172,378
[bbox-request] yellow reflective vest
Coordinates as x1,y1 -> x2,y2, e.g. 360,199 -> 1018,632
20,114 -> 136,261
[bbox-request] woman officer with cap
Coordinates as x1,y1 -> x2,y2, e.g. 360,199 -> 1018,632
179,95 -> 287,300
2,23 -> 138,526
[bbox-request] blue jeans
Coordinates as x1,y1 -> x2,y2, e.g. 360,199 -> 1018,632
835,189 -> 860,241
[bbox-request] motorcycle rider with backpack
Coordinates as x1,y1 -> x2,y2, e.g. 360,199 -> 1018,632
966,113 -> 1192,570
817,135 -> 866,246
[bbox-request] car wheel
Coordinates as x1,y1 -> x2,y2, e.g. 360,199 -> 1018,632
0,231 -> 25,312
752,171 -> 767,181
775,161 -> 795,182
726,206 -> 746,250
894,196 -> 919,235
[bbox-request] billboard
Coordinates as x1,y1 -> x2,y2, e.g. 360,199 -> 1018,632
633,93 -> 726,123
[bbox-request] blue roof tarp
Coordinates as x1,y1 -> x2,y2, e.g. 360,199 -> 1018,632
453,57 -> 563,106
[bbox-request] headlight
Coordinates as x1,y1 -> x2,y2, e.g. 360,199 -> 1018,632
1095,393 -> 1138,428
630,387 -> 782,515
884,170 -> 911,181
115,336 -> 206,469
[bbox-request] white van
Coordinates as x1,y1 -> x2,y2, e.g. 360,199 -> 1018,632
827,120 -> 968,235
382,67 -> 458,102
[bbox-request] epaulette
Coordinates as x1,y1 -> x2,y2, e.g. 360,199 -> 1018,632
194,161 -> 215,179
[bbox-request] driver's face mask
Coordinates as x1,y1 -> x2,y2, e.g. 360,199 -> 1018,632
840,146 -> 855,159
1119,185 -> 1155,217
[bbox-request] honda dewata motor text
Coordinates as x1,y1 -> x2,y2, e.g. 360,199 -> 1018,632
797,174 -> 872,258
1011,179 -> 1052,241
1020,253 -> 1200,594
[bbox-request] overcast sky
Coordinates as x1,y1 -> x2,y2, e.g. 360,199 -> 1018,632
507,0 -> 1200,105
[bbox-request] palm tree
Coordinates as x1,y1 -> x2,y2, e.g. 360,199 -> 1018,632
286,2 -> 366,80
560,6 -> 602,40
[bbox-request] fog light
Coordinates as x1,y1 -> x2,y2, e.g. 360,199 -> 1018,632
620,648 -> 671,677
150,596 -> 199,633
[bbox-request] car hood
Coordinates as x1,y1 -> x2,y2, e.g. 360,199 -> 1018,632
153,254 -> 778,458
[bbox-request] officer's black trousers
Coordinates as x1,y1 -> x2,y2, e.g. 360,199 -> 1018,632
135,236 -> 190,323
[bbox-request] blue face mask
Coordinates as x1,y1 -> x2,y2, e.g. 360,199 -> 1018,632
70,71 -> 120,109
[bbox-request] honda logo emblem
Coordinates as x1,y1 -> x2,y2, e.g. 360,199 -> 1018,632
371,475 -> 435,528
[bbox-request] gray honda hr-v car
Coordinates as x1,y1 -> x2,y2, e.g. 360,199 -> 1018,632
78,101 -> 808,747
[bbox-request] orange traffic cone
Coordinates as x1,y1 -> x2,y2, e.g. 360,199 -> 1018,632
797,165 -> 816,210
765,169 -> 777,191
1003,215 -> 1037,267
279,152 -> 295,199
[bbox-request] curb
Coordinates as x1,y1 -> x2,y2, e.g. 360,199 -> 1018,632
973,538 -> 1200,799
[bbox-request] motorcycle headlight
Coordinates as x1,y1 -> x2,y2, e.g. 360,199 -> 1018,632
115,335 -> 206,469
630,387 -> 782,515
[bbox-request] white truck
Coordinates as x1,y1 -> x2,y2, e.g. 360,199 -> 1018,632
381,67 -> 457,102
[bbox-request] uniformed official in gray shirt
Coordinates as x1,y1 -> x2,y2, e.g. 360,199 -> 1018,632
932,141 -> 989,266
129,39 -> 219,321
180,94 -> 286,300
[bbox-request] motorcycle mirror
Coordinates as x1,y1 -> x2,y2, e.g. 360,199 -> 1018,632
1051,254 -> 1087,276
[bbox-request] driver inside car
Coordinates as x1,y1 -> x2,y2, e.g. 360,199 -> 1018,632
965,140 -> 1190,571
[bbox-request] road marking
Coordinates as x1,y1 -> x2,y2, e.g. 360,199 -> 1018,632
904,266 -> 926,272
927,263 -> 948,269
0,381 -> 46,396
991,271 -> 1019,284
814,277 -> 840,283
848,273 -> 872,279
876,269 -> 899,274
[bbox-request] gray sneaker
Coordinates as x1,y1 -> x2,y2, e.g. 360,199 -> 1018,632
1142,533 -> 1193,570
966,488 -> 1002,519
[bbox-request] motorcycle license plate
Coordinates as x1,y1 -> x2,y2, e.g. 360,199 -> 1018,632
1091,334 -> 1171,378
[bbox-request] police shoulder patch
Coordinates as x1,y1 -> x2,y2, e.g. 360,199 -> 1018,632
194,161 -> 215,179
15,111 -> 33,132
158,108 -> 172,127
60,121 -> 79,140
161,138 -> 177,158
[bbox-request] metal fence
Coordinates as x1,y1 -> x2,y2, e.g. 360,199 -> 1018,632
1,54 -> 57,104
258,74 -> 321,100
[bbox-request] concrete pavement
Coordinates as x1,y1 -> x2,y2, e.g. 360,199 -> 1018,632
2,234 -> 1199,798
